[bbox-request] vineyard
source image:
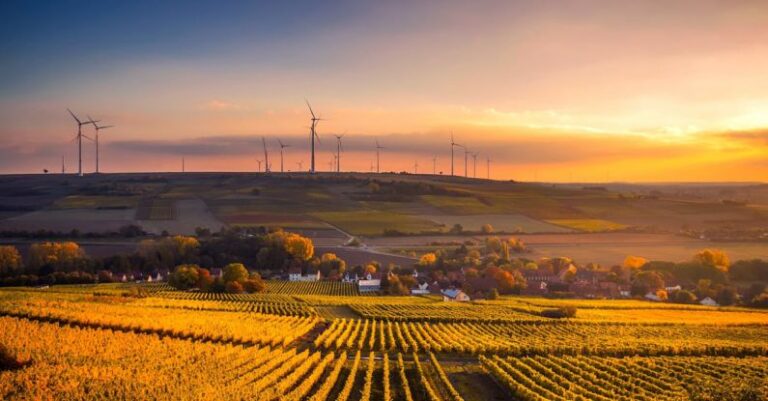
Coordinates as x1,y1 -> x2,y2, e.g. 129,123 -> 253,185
1,285 -> 767,400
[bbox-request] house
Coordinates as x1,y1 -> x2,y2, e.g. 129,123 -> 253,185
700,297 -> 719,307
358,273 -> 381,292
210,268 -> 223,279
411,281 -> 430,295
442,288 -> 470,302
665,285 -> 682,292
644,292 -> 662,302
289,268 -> 321,282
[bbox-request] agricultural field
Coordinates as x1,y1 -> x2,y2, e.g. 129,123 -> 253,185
1,285 -> 767,400
545,218 -> 628,232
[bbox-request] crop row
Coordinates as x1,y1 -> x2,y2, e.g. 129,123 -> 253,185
314,318 -> 768,356
480,354 -> 768,401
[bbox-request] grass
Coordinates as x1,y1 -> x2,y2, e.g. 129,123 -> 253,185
311,210 -> 442,236
546,218 -> 628,232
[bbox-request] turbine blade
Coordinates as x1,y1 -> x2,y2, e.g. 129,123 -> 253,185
67,108 -> 81,124
305,99 -> 316,118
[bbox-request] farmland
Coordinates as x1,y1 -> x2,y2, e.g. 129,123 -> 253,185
1,285 -> 767,400
1,173 -> 767,267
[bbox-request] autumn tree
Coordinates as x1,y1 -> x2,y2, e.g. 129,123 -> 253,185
623,255 -> 648,270
242,272 -> 266,293
196,268 -> 213,290
0,246 -> 22,276
168,264 -> 200,290
631,270 -> 664,296
27,241 -> 86,273
282,233 -> 314,261
481,224 -> 494,234
316,253 -> 347,277
222,263 -> 249,284
417,252 -> 437,267
225,280 -> 244,294
693,249 -> 730,272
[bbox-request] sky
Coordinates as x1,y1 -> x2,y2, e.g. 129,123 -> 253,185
0,0 -> 766,181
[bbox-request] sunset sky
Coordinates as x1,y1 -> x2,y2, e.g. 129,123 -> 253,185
1,1 -> 766,181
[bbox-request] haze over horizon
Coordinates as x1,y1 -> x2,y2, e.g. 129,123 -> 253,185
1,1 -> 767,182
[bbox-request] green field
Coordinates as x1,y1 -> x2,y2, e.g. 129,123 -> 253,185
311,210 -> 442,236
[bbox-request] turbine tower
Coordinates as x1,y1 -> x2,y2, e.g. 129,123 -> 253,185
472,152 -> 479,178
486,156 -> 491,179
334,134 -> 344,173
463,146 -> 470,178
88,116 -> 113,174
262,137 -> 270,173
414,160 -> 418,174
256,159 -> 263,172
67,109 -> 97,176
375,139 -> 384,174
305,100 -> 322,174
450,133 -> 463,177
432,156 -> 437,175
277,139 -> 290,173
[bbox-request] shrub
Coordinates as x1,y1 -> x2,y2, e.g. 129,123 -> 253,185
0,344 -> 30,371
541,306 -> 577,319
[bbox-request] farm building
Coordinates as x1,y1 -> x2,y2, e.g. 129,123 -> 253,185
442,288 -> 470,302
700,297 -> 719,307
288,268 -> 321,282
411,281 -> 430,295
358,273 -> 382,292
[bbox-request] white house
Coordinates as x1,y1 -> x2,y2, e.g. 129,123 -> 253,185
289,269 -> 321,282
700,297 -> 719,307
358,273 -> 381,292
442,288 -> 470,302
411,281 -> 430,295
644,292 -> 663,302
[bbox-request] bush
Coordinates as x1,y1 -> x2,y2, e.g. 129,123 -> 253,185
670,289 -> 698,304
0,344 -> 30,371
541,306 -> 577,319
225,281 -> 244,294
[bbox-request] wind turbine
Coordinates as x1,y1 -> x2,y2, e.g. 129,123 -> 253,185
296,160 -> 304,171
486,156 -> 491,179
61,156 -> 65,174
334,134 -> 344,173
450,133 -> 463,177
463,146 -> 470,178
432,156 -> 437,175
256,159 -> 263,172
472,152 -> 479,178
414,160 -> 418,174
277,139 -> 290,173
88,116 -> 113,174
375,139 -> 384,174
262,137 -> 270,173
67,109 -> 97,176
305,100 -> 322,174
182,156 -> 185,173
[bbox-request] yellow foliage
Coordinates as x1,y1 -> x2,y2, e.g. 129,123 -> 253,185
623,255 -> 648,269
418,253 -> 437,266
693,249 -> 730,271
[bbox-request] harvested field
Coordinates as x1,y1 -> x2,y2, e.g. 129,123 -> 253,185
137,199 -> 224,235
0,208 -> 136,233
